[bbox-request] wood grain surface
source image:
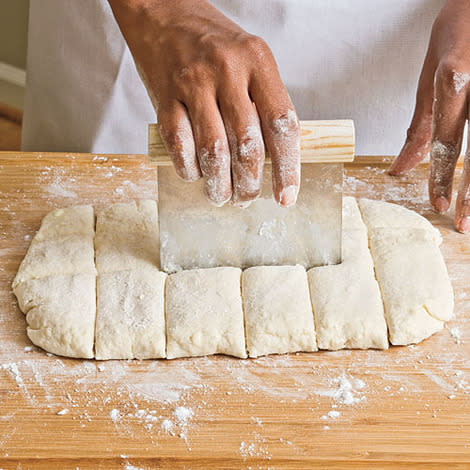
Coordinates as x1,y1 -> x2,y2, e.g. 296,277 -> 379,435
0,152 -> 469,469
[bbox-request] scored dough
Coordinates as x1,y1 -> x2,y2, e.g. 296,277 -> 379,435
96,269 -> 167,359
13,205 -> 96,288
166,267 -> 247,359
308,197 -> 388,350
12,205 -> 96,357
14,274 -> 96,358
242,265 -> 317,357
12,198 -> 455,359
13,236 -> 96,286
94,200 -> 166,360
33,205 -> 95,241
359,199 -> 454,345
95,200 -> 160,272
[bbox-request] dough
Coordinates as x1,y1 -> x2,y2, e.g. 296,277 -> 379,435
14,274 -> 96,358
95,200 -> 160,272
358,198 -> 441,241
165,267 -> 247,359
33,205 -> 95,241
13,205 -> 96,288
242,265 -> 317,357
308,197 -> 388,350
94,200 -> 166,360
12,198 -> 454,359
13,236 -> 96,286
359,199 -> 454,345
96,268 -> 167,359
12,205 -> 96,358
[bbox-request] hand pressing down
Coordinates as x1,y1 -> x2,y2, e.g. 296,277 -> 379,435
390,0 -> 470,233
108,0 -> 300,207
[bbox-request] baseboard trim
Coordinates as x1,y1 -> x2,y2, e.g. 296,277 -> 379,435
0,62 -> 26,88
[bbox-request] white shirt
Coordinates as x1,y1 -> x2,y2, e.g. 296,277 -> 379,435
22,0 -> 445,155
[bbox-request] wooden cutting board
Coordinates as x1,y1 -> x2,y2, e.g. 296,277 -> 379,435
0,152 -> 469,469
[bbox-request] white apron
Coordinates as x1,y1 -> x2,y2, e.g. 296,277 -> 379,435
22,0 -> 445,155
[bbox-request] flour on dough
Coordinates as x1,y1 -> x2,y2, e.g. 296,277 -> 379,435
33,205 -> 95,241
242,265 -> 317,357
12,198 -> 454,359
359,199 -> 453,345
358,198 -> 441,242
12,205 -> 96,357
94,200 -> 166,360
13,205 -> 96,288
95,268 -> 167,359
14,274 -> 96,358
166,267 -> 247,359
308,197 -> 388,350
95,200 -> 160,272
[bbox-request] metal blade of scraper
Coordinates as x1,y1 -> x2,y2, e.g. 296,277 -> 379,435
148,120 -> 355,273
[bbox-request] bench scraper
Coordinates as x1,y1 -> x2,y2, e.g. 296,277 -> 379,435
148,120 -> 355,273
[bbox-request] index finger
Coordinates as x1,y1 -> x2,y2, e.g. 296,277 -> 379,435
429,61 -> 468,212
250,71 -> 300,207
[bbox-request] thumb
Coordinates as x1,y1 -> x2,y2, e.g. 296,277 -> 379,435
389,48 -> 436,176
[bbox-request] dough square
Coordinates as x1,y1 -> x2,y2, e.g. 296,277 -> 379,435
95,200 -> 160,272
242,265 -> 317,357
95,267 -> 167,360
308,197 -> 388,350
13,274 -> 96,358
13,235 -> 96,287
34,205 -> 95,242
165,267 -> 246,359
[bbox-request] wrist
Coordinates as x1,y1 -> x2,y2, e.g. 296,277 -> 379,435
108,0 -> 211,32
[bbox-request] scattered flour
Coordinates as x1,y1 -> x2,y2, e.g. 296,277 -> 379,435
161,419 -> 174,434
110,408 -> 121,423
239,432 -> 271,460
313,373 -> 366,405
449,327 -> 462,344
174,406 -> 193,424
45,183 -> 77,199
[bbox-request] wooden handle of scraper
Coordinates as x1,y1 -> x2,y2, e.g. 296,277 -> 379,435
147,119 -> 355,165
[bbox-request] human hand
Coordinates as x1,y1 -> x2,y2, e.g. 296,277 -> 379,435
108,0 -> 300,207
389,0 -> 470,233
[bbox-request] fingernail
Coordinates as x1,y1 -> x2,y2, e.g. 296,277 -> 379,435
233,199 -> 252,209
205,179 -> 232,207
434,197 -> 450,213
176,167 -> 201,182
278,185 -> 298,207
456,216 -> 470,233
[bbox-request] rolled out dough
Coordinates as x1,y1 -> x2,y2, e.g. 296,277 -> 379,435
308,197 -> 388,350
242,265 -> 317,357
12,198 -> 454,359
